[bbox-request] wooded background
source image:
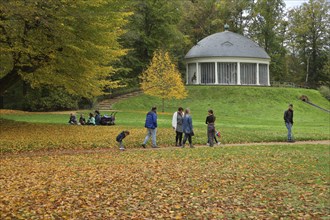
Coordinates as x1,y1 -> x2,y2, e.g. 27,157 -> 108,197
1,0 -> 329,110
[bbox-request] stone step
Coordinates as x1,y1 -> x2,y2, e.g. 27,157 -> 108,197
95,91 -> 142,110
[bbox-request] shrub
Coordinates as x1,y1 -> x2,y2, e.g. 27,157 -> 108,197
318,86 -> 330,100
23,86 -> 80,111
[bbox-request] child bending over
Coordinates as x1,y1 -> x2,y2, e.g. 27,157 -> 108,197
116,130 -> 130,151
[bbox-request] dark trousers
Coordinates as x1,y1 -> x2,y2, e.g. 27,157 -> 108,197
175,131 -> 183,145
183,133 -> 192,145
208,136 -> 218,143
208,124 -> 215,147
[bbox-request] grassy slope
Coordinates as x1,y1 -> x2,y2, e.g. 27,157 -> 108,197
113,86 -> 330,142
0,86 -> 329,148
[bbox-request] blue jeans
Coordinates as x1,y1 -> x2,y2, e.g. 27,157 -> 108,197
143,128 -> 157,147
285,122 -> 293,140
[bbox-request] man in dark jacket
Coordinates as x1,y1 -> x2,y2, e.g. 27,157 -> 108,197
284,104 -> 294,142
142,106 -> 158,148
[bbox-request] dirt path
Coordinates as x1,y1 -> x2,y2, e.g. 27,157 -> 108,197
209,140 -> 330,147
2,140 -> 329,159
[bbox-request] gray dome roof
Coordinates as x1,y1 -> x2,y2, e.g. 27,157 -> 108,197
185,31 -> 270,59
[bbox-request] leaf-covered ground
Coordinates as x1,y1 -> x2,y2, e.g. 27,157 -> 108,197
1,144 -> 329,219
1,117 -> 329,154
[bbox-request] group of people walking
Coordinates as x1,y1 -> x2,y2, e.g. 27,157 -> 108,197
117,103 -> 295,150
84,104 -> 294,151
171,107 -> 195,148
134,106 -> 221,150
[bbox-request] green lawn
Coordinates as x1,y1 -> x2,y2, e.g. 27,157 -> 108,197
1,86 -> 328,148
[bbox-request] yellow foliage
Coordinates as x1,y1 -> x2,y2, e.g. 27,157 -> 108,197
140,50 -> 187,100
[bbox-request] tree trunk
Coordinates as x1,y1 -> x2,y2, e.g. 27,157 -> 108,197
162,98 -> 165,112
0,68 -> 21,96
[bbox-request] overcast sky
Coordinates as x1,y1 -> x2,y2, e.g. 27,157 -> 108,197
283,0 -> 309,9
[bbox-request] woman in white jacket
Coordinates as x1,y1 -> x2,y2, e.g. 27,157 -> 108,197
172,107 -> 184,147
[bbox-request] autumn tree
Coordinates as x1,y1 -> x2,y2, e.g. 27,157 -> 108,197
140,50 -> 187,112
0,0 -> 131,98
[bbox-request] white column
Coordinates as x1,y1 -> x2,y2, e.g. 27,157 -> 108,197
215,62 -> 218,84
267,63 -> 270,86
237,62 -> 241,85
256,63 -> 260,85
196,62 -> 200,84
186,63 -> 189,84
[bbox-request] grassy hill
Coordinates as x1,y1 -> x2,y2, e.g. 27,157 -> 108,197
113,86 -> 329,143
0,86 -> 329,150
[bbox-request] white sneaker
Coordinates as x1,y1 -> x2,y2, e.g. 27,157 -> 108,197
217,142 -> 221,145
120,147 -> 125,151
206,143 -> 210,146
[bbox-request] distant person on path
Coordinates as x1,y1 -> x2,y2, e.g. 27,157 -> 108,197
182,108 -> 194,148
206,109 -> 216,147
68,113 -> 78,125
284,104 -> 294,142
79,114 -> 86,125
86,113 -> 96,125
142,106 -> 158,148
116,130 -> 130,151
172,107 -> 184,147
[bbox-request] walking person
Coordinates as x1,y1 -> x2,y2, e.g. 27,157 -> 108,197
142,106 -> 158,148
172,107 -> 184,147
284,104 -> 294,142
206,109 -> 216,147
116,130 -> 130,151
182,108 -> 194,148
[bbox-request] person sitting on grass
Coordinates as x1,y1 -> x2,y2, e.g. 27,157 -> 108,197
116,130 -> 130,151
86,113 -> 95,125
79,114 -> 86,125
68,113 -> 78,125
95,110 -> 101,125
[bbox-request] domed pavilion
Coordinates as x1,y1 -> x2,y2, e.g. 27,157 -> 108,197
185,26 -> 270,86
